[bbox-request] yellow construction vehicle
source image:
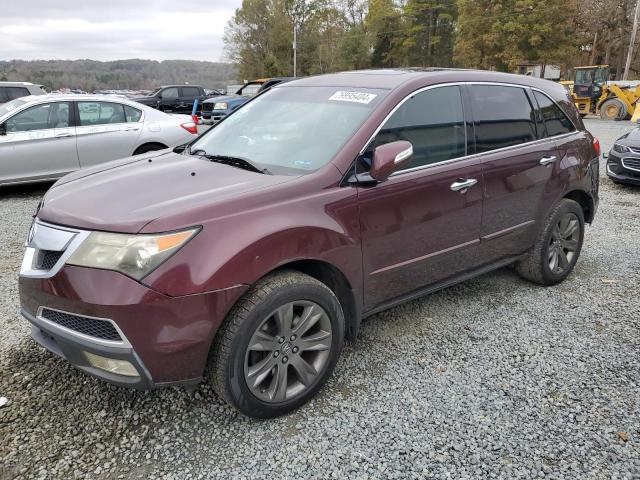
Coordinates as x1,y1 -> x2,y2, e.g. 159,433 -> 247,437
568,65 -> 640,120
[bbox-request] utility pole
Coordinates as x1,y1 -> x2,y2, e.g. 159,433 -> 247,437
623,0 -> 640,80
293,19 -> 297,78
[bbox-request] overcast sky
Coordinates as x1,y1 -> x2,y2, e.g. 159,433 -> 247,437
0,0 -> 243,62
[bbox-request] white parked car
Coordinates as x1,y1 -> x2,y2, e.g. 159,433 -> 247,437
0,94 -> 198,186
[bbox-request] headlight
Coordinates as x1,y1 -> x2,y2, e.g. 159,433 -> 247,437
67,228 -> 198,280
213,102 -> 228,110
612,143 -> 629,153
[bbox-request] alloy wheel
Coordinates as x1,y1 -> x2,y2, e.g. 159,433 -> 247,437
548,212 -> 580,275
243,301 -> 332,403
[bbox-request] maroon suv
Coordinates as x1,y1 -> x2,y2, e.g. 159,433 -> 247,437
19,69 -> 600,418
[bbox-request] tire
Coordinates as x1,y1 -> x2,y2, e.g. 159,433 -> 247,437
599,98 -> 627,121
208,270 -> 344,418
133,143 -> 166,155
516,199 -> 585,286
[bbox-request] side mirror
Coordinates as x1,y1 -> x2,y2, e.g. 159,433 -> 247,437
369,140 -> 413,182
173,143 -> 188,153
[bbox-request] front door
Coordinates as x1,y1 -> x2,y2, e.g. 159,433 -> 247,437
357,85 -> 484,310
0,101 -> 79,184
159,87 -> 180,112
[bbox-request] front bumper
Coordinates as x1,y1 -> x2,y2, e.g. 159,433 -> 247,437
199,110 -> 228,124
606,152 -> 640,186
19,265 -> 247,388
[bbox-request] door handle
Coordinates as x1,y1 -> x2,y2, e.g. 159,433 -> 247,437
450,178 -> 478,192
539,155 -> 557,166
54,132 -> 73,138
124,127 -> 141,131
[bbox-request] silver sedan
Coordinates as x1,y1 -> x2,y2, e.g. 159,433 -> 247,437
0,94 -> 198,186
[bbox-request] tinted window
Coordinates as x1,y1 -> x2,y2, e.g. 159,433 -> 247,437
6,87 -> 30,100
471,85 -> 537,153
368,86 -> 466,171
533,91 -> 575,137
5,102 -> 71,132
124,104 -> 142,122
78,101 -> 126,126
161,87 -> 179,99
181,87 -> 200,97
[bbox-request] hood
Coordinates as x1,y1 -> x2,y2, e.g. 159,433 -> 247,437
618,127 -> 640,145
202,94 -> 243,105
38,152 -> 295,233
129,96 -> 157,104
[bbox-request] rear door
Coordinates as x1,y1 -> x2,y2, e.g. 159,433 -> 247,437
0,101 -> 79,183
75,100 -> 142,167
179,86 -> 201,113
357,85 -> 485,310
468,84 -> 559,260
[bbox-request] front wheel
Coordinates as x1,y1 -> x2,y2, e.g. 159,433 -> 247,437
208,270 -> 344,418
599,98 -> 627,121
516,199 -> 585,286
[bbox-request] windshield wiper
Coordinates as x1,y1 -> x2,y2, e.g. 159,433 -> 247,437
190,149 -> 272,175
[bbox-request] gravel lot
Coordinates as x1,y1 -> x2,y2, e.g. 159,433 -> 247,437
1,119 -> 639,479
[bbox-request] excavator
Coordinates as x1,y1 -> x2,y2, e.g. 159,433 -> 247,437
564,65 -> 640,121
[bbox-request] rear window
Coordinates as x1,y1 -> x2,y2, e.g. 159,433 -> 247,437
470,85 -> 537,153
181,87 -> 201,97
6,87 -> 30,100
533,91 -> 575,137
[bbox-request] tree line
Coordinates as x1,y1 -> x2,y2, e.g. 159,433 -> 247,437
225,0 -> 640,80
0,59 -> 237,92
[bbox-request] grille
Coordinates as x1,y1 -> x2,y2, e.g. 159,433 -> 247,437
40,308 -> 122,342
201,103 -> 213,113
628,146 -> 640,154
622,157 -> 640,172
36,250 -> 64,270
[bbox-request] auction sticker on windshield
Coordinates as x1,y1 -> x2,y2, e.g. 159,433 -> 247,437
329,91 -> 377,104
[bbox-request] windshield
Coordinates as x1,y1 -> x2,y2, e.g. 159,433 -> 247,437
575,68 -> 609,86
0,98 -> 28,118
189,86 -> 386,175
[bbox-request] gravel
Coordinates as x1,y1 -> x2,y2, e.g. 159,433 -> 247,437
1,118 -> 639,479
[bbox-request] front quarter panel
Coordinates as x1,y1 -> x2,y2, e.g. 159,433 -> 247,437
142,179 -> 362,298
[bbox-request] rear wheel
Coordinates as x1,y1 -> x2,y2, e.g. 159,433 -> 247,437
133,143 -> 167,155
516,199 -> 585,286
599,98 -> 627,121
209,270 -> 344,418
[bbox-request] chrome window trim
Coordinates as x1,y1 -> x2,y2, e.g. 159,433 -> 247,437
35,306 -> 132,349
621,157 -> 640,173
359,81 -> 580,178
19,219 -> 90,279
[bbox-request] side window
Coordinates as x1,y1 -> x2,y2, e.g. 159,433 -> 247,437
181,87 -> 200,97
78,102 -> 126,126
533,91 -> 575,137
5,102 -> 70,132
6,87 -> 30,100
124,105 -> 142,122
367,86 -> 466,171
161,87 -> 179,99
470,85 -> 537,153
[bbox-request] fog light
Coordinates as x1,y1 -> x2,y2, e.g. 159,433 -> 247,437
84,352 -> 139,377
607,162 -> 620,174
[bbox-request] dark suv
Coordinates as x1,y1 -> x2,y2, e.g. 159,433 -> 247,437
19,69 -> 599,418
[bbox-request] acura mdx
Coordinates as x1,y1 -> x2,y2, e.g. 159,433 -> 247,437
19,69 -> 600,418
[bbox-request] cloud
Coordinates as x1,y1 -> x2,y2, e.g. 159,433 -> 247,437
0,0 -> 242,61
